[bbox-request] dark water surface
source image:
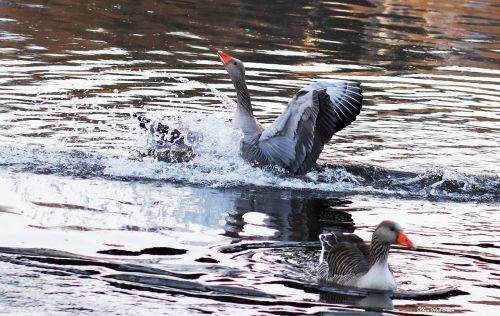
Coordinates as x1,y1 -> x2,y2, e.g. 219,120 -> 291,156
0,0 -> 499,314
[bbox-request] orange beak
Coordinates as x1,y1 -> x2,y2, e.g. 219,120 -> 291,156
396,231 -> 416,249
217,50 -> 233,65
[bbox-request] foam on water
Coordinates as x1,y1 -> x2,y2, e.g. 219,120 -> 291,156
0,71 -> 497,202
0,115 -> 497,202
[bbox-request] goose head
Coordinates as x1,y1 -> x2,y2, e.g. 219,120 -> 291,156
217,50 -> 246,82
373,220 -> 415,248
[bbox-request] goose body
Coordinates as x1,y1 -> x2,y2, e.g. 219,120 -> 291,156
217,50 -> 363,175
318,221 -> 415,291
356,261 -> 396,290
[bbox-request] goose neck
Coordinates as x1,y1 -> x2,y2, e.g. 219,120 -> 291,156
368,236 -> 391,267
231,76 -> 260,136
233,78 -> 253,115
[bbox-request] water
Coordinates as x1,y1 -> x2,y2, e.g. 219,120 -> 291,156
0,0 -> 499,314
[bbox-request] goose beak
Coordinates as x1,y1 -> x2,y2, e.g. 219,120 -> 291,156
217,50 -> 233,65
396,231 -> 416,249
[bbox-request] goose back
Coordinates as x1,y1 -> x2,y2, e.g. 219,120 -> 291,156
318,232 -> 370,286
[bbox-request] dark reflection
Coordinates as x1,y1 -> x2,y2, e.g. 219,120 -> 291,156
320,292 -> 393,311
222,189 -> 355,241
358,293 -> 394,311
1,0 -> 497,76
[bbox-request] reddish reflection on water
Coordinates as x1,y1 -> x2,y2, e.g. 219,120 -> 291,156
0,0 -> 499,314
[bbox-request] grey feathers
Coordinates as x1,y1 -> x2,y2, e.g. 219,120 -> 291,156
257,81 -> 363,174
221,51 -> 364,175
317,221 -> 408,290
318,232 -> 370,285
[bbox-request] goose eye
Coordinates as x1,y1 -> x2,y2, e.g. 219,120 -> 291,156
296,90 -> 308,97
390,227 -> 395,231
233,61 -> 237,65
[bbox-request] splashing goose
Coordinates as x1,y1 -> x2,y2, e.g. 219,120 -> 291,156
217,50 -> 363,175
318,220 -> 415,291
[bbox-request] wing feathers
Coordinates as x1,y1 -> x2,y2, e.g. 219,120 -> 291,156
258,81 -> 363,174
319,232 -> 370,281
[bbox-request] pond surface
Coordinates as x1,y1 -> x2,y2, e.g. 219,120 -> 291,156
0,0 -> 499,314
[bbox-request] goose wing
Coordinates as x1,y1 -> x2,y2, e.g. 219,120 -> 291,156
258,81 -> 362,174
326,242 -> 370,277
318,232 -> 369,280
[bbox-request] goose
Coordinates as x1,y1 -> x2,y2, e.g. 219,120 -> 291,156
217,50 -> 363,175
318,220 -> 415,291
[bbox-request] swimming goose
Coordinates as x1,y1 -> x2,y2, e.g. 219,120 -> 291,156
217,50 -> 363,175
318,220 -> 415,291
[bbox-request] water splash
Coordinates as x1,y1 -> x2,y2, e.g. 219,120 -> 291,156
0,141 -> 497,202
0,69 -> 497,202
164,75 -> 237,109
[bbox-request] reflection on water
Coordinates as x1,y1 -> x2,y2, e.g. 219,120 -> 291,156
320,292 -> 394,311
0,171 -> 497,314
0,0 -> 499,314
0,0 -> 498,174
225,194 -> 354,240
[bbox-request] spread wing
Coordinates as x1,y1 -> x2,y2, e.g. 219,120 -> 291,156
258,81 -> 362,174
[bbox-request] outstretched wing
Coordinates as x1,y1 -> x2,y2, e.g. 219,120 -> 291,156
258,81 -> 362,174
